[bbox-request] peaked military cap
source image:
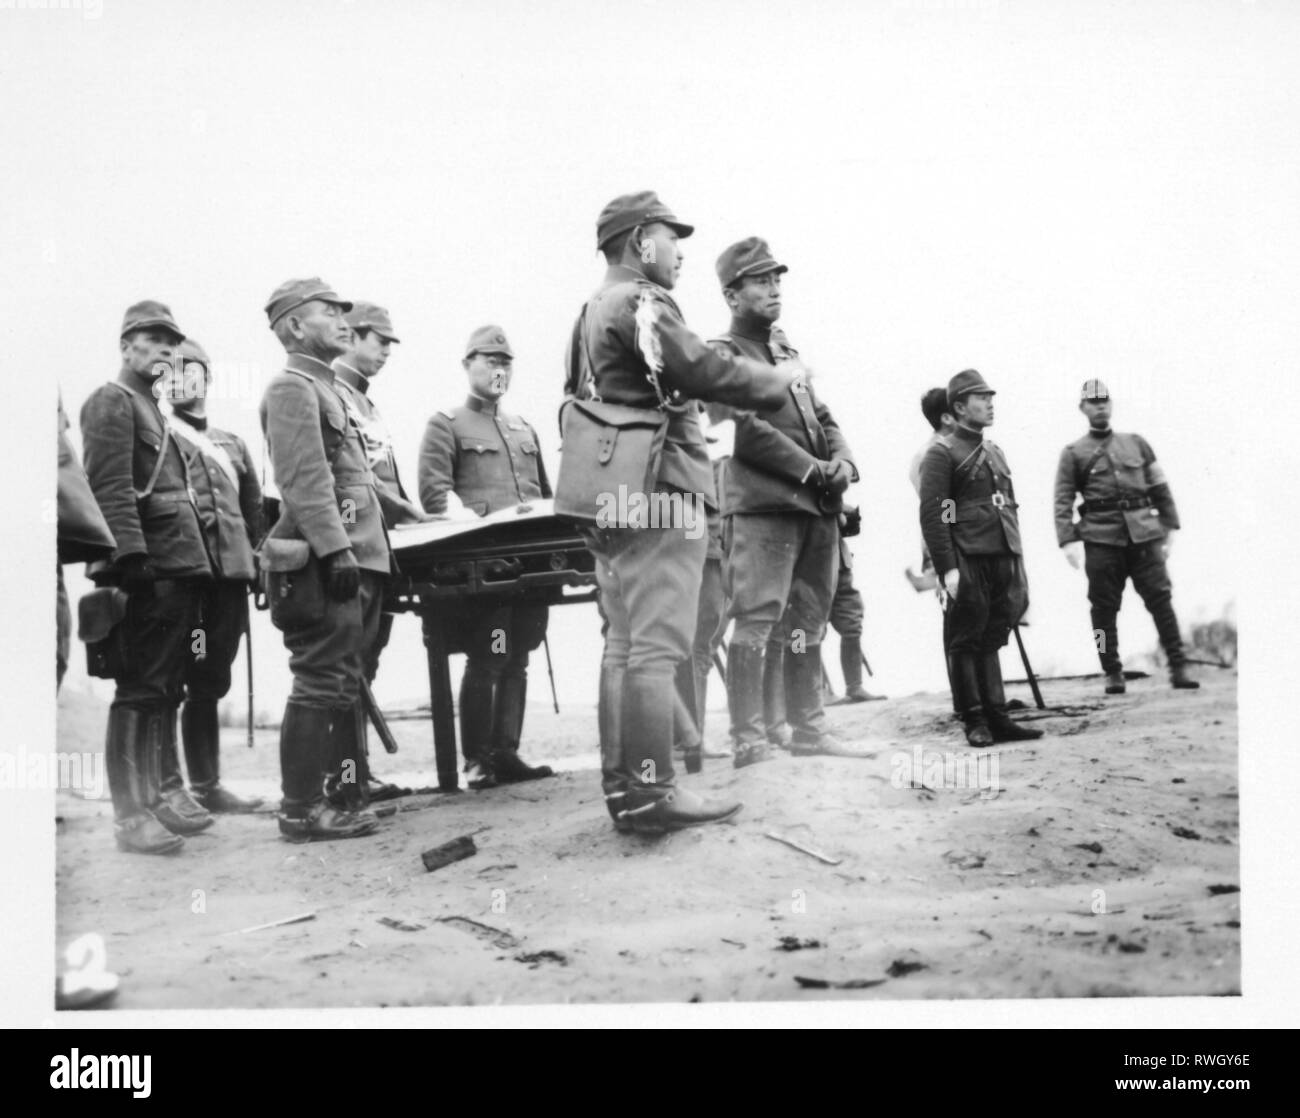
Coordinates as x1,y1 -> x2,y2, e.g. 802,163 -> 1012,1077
346,301 -> 400,343
716,236 -> 788,289
947,368 -> 997,407
178,338 -> 211,368
264,277 -> 352,327
120,300 -> 184,341
596,190 -> 694,250
1080,378 -> 1110,401
465,325 -> 513,360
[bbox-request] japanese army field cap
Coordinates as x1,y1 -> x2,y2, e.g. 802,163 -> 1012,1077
596,190 -> 695,250
346,302 -> 401,344
121,300 -> 184,341
947,368 -> 997,407
178,339 -> 211,368
716,236 -> 788,289
465,325 -> 513,360
1080,378 -> 1110,400
264,278 -> 352,327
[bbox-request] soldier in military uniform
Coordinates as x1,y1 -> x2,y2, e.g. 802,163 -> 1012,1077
708,237 -> 867,767
161,340 -> 264,813
259,278 -> 389,842
561,193 -> 797,834
918,370 -> 1043,747
79,301 -> 215,854
1054,379 -> 1198,693
827,507 -> 885,704
331,302 -> 425,804
418,325 -> 554,789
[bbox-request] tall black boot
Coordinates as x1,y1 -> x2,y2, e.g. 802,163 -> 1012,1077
619,672 -> 741,834
599,661 -> 629,828
838,636 -> 885,703
105,705 -> 183,855
728,642 -> 774,768
278,703 -> 378,843
763,637 -> 790,748
183,699 -> 262,813
459,662 -> 498,788
950,652 -> 993,747
154,706 -> 214,835
326,704 -> 371,811
977,652 -> 1043,742
787,644 -> 873,757
1150,597 -> 1200,689
491,672 -> 554,783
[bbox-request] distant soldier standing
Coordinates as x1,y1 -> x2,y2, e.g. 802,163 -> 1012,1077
418,325 -> 554,788
79,301 -> 215,854
259,278 -> 388,842
1054,379 -> 1198,693
163,339 -> 264,813
561,193 -> 796,834
918,370 -> 1043,747
331,302 -> 425,804
709,237 -> 866,766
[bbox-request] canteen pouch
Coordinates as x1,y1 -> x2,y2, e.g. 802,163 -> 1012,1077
78,587 -> 130,679
553,397 -> 669,524
258,538 -> 322,630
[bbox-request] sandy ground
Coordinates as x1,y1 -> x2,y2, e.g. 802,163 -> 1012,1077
54,669 -> 1238,1008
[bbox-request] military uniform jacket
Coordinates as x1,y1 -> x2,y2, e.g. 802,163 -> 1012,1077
79,372 -> 213,579
919,425 -> 1022,576
259,353 -> 391,574
1054,429 -> 1179,547
169,412 -> 262,581
332,360 -> 426,528
418,395 -> 551,516
562,263 -> 791,510
708,324 -> 856,517
58,393 -> 116,565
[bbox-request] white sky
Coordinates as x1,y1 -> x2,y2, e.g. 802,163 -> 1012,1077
4,0 -> 1298,1026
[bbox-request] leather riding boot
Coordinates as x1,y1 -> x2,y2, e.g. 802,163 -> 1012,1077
838,636 -> 885,703
491,672 -> 555,783
1169,662 -> 1200,689
763,637 -> 790,747
352,702 -> 408,802
278,703 -> 378,843
951,652 -> 993,747
459,663 -> 498,788
977,652 -> 1042,742
326,705 -> 370,811
105,705 -> 183,855
673,689 -> 703,775
183,699 -> 262,813
598,662 -> 629,828
153,707 -> 214,834
787,644 -> 874,757
1105,670 -> 1127,695
728,642 -> 773,768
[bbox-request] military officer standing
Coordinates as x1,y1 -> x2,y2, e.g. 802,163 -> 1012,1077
418,325 -> 554,789
1054,379 -> 1198,693
79,301 -> 215,854
561,193 -> 797,834
918,370 -> 1043,747
259,278 -> 388,842
709,237 -> 866,766
331,302 -> 425,804
162,340 -> 264,813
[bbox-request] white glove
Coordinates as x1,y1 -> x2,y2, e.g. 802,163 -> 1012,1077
943,568 -> 960,602
1162,529 -> 1177,560
1063,541 -> 1084,570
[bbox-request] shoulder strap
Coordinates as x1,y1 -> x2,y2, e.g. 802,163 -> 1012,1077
950,442 -> 988,498
108,383 -> 172,501
1076,433 -> 1112,490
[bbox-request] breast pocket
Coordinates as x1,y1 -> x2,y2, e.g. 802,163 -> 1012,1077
459,438 -> 499,456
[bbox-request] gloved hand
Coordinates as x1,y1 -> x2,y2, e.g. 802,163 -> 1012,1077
1162,529 -> 1177,560
118,553 -> 156,595
943,567 -> 961,602
325,549 -> 360,601
1063,541 -> 1084,570
822,459 -> 853,495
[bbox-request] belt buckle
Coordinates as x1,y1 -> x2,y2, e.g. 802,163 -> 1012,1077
991,492 -> 1007,509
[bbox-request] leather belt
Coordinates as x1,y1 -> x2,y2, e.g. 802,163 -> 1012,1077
1081,495 -> 1152,514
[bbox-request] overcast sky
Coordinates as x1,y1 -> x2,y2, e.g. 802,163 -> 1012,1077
5,0 -> 1299,1028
